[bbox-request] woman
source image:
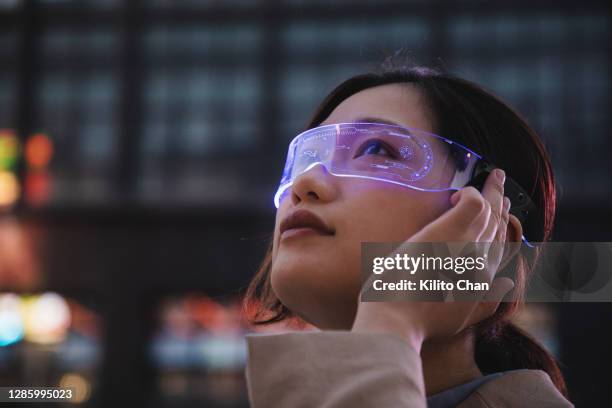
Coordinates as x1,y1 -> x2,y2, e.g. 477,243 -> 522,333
243,63 -> 572,407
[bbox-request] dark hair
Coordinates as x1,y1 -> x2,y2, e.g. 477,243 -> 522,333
243,62 -> 566,397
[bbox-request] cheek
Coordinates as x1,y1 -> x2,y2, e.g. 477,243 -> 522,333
270,236 -> 362,316
339,187 -> 453,243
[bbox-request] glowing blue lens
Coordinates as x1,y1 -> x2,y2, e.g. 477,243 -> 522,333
274,122 -> 482,209
273,122 -> 538,247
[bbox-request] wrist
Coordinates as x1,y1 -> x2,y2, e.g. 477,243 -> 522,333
351,303 -> 426,352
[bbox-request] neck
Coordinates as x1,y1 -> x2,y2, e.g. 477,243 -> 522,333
420,330 -> 483,396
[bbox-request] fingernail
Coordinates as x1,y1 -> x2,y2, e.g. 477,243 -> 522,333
497,169 -> 506,184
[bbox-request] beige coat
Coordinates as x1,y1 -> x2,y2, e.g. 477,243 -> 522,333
245,331 -> 573,408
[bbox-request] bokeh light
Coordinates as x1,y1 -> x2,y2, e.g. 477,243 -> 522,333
0,129 -> 19,170
25,133 -> 53,170
24,171 -> 51,206
22,292 -> 71,345
0,293 -> 24,346
0,170 -> 20,207
59,372 -> 91,403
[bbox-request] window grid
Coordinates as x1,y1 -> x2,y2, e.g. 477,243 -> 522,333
4,3 -> 609,209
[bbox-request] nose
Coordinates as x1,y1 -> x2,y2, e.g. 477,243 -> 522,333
287,163 -> 337,207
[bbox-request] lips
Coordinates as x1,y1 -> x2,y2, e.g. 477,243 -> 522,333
279,209 -> 335,237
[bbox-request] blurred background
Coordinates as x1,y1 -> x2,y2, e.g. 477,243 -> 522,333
0,0 -> 611,407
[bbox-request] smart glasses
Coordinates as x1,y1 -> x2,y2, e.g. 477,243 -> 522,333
274,122 -> 537,245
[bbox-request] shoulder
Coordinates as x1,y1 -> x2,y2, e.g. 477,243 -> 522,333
458,369 -> 573,408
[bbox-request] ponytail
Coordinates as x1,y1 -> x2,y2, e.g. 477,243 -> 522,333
474,320 -> 568,398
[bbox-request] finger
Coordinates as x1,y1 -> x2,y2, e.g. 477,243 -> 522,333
435,187 -> 489,239
507,214 -> 523,242
489,196 -> 511,269
498,197 -> 510,245
480,169 -> 506,242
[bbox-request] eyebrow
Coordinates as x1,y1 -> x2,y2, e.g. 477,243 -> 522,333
352,117 -> 404,128
351,117 -> 412,134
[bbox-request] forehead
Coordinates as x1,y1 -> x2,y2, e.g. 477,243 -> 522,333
320,83 -> 433,133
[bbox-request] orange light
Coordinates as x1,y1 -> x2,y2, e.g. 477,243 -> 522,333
25,133 -> 53,169
59,373 -> 91,403
0,170 -> 19,208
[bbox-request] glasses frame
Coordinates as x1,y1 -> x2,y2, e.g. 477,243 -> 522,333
274,122 -> 537,246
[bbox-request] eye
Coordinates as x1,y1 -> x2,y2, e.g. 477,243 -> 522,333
354,139 -> 397,159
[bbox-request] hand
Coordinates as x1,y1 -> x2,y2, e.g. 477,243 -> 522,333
352,169 -> 522,350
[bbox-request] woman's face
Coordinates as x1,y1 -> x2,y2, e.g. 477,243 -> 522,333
270,83 -> 454,329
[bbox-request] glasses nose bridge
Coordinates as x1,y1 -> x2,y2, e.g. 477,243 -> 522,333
294,160 -> 332,182
274,141 -> 337,209
307,157 -> 330,170
272,159 -> 336,208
